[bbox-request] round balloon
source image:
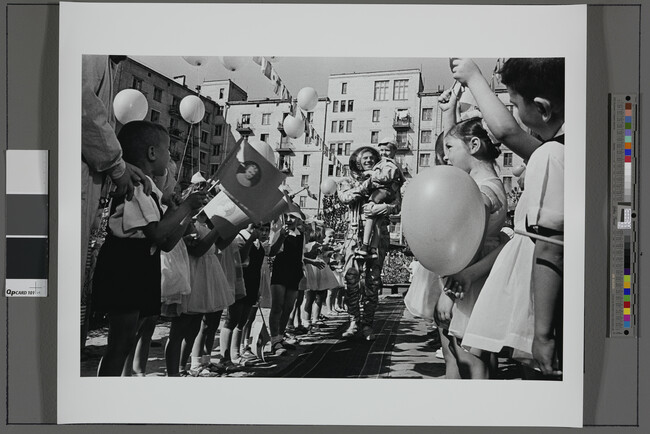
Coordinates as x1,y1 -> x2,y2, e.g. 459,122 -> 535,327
320,178 -> 338,195
238,139 -> 276,165
402,166 -> 486,276
219,56 -> 245,72
113,89 -> 148,124
283,115 -> 304,139
179,95 -> 205,124
182,56 -> 208,67
297,87 -> 318,111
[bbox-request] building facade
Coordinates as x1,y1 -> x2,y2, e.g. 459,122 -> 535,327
115,58 -> 230,186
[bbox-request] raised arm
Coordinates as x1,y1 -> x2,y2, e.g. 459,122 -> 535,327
452,58 -> 540,160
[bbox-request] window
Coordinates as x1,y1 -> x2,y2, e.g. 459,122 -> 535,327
337,143 -> 343,155
328,164 -> 334,176
299,196 -> 307,208
419,153 -> 431,167
203,112 -> 211,124
393,79 -> 409,100
260,133 -> 269,143
504,152 -> 513,167
169,117 -> 179,130
301,175 -> 309,187
307,112 -> 314,123
219,88 -> 224,99
395,154 -> 405,167
346,120 -> 352,133
339,121 -> 345,133
216,105 -> 223,116
331,121 -> 337,133
172,96 -> 181,108
371,131 -> 379,144
329,143 -> 336,157
374,80 -> 389,101
241,114 -> 251,124
347,100 -> 354,112
343,164 -> 350,177
421,130 -> 432,143
201,130 -> 209,143
303,154 -> 310,166
336,165 -> 341,177
210,164 -> 219,176
262,113 -> 271,125
372,110 -> 380,122
150,110 -> 160,123
341,82 -> 347,94
214,124 -> 223,136
212,144 -> 220,156
132,77 -> 143,90
422,108 -> 433,121
345,143 -> 351,156
200,151 -> 207,164
333,101 -> 339,112
340,100 -> 346,112
153,87 -> 163,102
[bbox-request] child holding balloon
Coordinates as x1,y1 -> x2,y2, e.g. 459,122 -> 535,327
434,90 -> 508,379
92,121 -> 207,376
451,58 -> 565,377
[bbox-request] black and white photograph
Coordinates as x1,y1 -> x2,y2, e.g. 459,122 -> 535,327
59,2 -> 586,426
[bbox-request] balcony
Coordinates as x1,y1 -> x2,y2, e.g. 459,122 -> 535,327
275,139 -> 294,152
209,155 -> 221,165
169,104 -> 180,116
395,137 -> 412,152
278,159 -> 293,175
236,121 -> 253,135
169,128 -> 184,139
393,113 -> 412,130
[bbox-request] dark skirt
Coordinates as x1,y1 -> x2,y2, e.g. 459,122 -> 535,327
270,234 -> 304,289
92,235 -> 161,317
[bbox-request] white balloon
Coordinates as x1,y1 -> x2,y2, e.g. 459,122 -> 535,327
182,56 -> 208,67
297,87 -> 318,111
113,89 -> 148,124
179,95 -> 205,124
283,115 -> 304,139
219,56 -> 246,72
238,139 -> 276,165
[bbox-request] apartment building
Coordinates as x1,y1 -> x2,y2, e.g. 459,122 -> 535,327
115,58 -> 229,186
225,97 -> 330,216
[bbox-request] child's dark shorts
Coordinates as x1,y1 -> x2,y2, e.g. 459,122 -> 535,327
92,235 -> 161,317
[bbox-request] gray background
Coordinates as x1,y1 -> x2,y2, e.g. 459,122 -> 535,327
1,0 -> 647,432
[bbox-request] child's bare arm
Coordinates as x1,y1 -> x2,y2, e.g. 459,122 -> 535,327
438,88 -> 457,133
452,58 -> 540,160
143,192 -> 206,252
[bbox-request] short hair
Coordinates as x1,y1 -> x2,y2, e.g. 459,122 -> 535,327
446,117 -> 501,162
378,142 -> 397,152
117,121 -> 169,166
499,58 -> 564,109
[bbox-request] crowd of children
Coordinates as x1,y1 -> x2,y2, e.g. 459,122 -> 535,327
85,57 -> 563,380
404,57 -> 565,380
86,129 -> 349,376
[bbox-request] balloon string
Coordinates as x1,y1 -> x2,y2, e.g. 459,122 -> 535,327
177,124 -> 194,183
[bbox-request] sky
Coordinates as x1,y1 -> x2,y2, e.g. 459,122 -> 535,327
131,56 -> 499,101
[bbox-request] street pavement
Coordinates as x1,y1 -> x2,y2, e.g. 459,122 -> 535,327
82,292 -> 521,379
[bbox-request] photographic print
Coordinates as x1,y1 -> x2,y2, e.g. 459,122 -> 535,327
59,2 -> 586,426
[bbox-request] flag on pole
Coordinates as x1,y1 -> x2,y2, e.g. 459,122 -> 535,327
200,191 -> 250,240
217,140 -> 285,223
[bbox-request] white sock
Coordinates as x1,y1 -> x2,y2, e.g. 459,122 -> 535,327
190,356 -> 202,369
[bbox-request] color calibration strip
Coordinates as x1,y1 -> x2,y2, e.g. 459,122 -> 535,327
4,150 -> 49,297
608,95 -> 637,337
